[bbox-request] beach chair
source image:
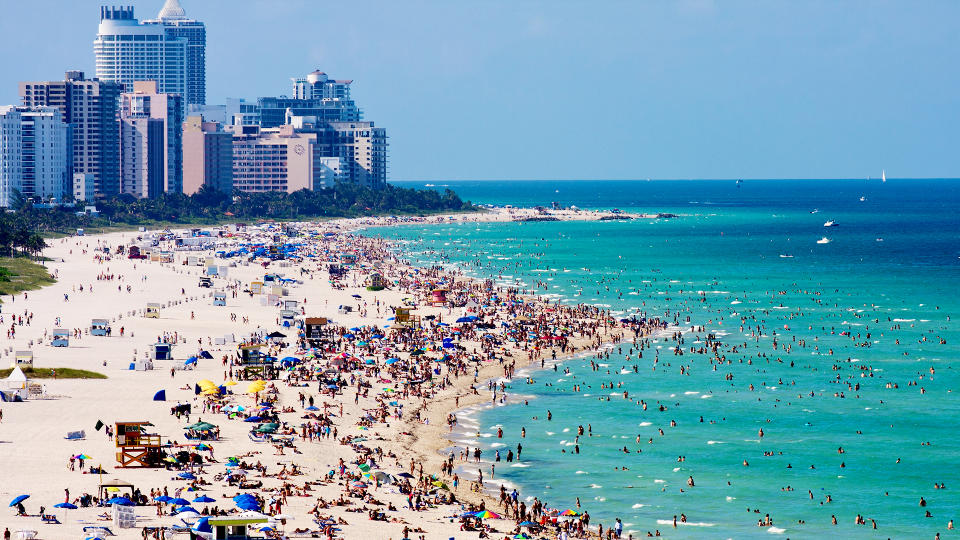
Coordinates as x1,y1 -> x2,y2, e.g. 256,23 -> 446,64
41,514 -> 60,524
65,430 -> 86,440
14,531 -> 37,540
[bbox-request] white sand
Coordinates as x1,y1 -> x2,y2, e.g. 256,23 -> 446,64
0,209 -> 634,539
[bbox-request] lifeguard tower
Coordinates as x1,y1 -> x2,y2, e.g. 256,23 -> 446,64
208,514 -> 270,540
430,289 -> 449,307
366,273 -> 387,290
283,299 -> 299,311
250,281 -> 263,295
340,253 -> 357,265
91,319 -> 111,336
145,303 -> 161,318
114,421 -> 163,468
15,350 -> 33,367
213,292 -> 227,306
51,329 -> 70,347
304,317 -> 327,345
394,307 -> 421,329
239,343 -> 276,379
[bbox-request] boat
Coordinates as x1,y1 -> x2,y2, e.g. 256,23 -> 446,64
736,179 -> 743,188
882,170 -> 886,183
810,208 -> 819,214
779,254 -> 794,258
424,183 -> 435,187
859,196 -> 867,202
817,237 -> 831,244
823,220 -> 839,227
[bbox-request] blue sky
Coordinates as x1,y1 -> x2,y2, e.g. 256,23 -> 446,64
1,0 -> 957,180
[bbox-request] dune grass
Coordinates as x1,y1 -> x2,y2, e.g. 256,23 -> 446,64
0,257 -> 56,301
0,367 -> 108,379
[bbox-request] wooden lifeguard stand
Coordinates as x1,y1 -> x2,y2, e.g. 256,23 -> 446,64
145,303 -> 161,318
115,421 -> 163,468
239,343 -> 276,379
394,307 -> 421,329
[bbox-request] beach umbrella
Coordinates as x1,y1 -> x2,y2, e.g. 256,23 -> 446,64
513,534 -> 532,539
472,510 -> 502,519
259,526 -> 276,533
385,358 -> 399,365
305,406 -> 319,411
74,453 -> 92,460
193,495 -> 216,503
431,480 -> 449,490
235,499 -> 261,511
244,416 -> 263,422
267,331 -> 286,338
224,380 -> 238,386
9,495 -> 29,507
169,497 -> 191,506
192,517 -> 212,533
178,472 -> 197,480
153,496 -> 172,503
184,357 -> 197,366
105,496 -> 134,506
55,502 -> 78,510
153,390 -> 166,401
518,521 -> 538,528
559,509 -> 580,516
175,506 -> 200,515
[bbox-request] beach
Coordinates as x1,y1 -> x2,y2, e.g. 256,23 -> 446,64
0,207 -> 640,540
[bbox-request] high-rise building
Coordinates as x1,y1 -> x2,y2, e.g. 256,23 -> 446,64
19,71 -> 123,198
94,6 -> 187,104
289,115 -> 387,188
182,116 -> 232,195
258,70 -> 361,128
120,116 -> 165,198
145,0 -> 206,107
228,125 -> 343,193
0,106 -> 69,207
120,81 -> 183,195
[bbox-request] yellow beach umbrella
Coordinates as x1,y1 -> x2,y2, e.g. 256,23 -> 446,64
224,381 -> 238,386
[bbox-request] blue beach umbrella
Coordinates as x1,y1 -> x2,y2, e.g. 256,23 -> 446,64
153,495 -> 172,503
168,497 -> 191,506
9,495 -> 29,507
54,502 -> 78,509
193,495 -> 216,503
178,472 -> 197,480
105,496 -> 134,506
192,517 -> 212,533
175,506 -> 200,515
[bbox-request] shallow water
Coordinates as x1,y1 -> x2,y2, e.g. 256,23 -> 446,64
377,179 -> 960,538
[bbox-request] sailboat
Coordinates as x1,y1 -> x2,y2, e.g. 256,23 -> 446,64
882,170 -> 886,183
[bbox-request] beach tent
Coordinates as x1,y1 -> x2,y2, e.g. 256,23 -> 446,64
153,390 -> 166,401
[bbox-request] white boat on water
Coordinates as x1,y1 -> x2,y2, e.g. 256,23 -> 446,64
882,170 -> 886,183
817,237 -> 831,244
810,209 -> 819,214
824,220 -> 838,227
859,196 -> 867,202
779,254 -> 794,258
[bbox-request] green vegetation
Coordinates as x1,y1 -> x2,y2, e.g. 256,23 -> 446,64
0,367 -> 108,379
2,183 -> 474,240
0,257 -> 56,299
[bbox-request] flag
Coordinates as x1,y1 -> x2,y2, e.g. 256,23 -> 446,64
95,420 -> 104,431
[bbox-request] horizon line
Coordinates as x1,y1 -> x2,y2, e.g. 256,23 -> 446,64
392,177 -> 960,182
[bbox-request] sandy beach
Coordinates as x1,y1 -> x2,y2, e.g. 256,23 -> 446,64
0,207 -> 656,540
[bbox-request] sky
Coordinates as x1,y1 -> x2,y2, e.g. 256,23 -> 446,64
0,0 -> 957,180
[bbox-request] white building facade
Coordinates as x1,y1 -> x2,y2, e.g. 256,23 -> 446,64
94,6 -> 187,102
0,106 -> 69,207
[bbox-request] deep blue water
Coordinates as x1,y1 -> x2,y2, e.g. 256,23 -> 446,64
381,179 -> 960,538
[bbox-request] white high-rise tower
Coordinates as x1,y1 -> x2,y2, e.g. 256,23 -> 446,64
94,5 -> 187,102
145,0 -> 207,106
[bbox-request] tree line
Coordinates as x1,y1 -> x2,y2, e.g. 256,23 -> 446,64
0,183 -> 473,258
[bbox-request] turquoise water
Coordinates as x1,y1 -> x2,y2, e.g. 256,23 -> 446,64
379,179 -> 960,538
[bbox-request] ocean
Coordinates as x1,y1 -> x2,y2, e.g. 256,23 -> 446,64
376,179 -> 960,538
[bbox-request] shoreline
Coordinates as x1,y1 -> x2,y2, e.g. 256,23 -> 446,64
0,206 -> 672,540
